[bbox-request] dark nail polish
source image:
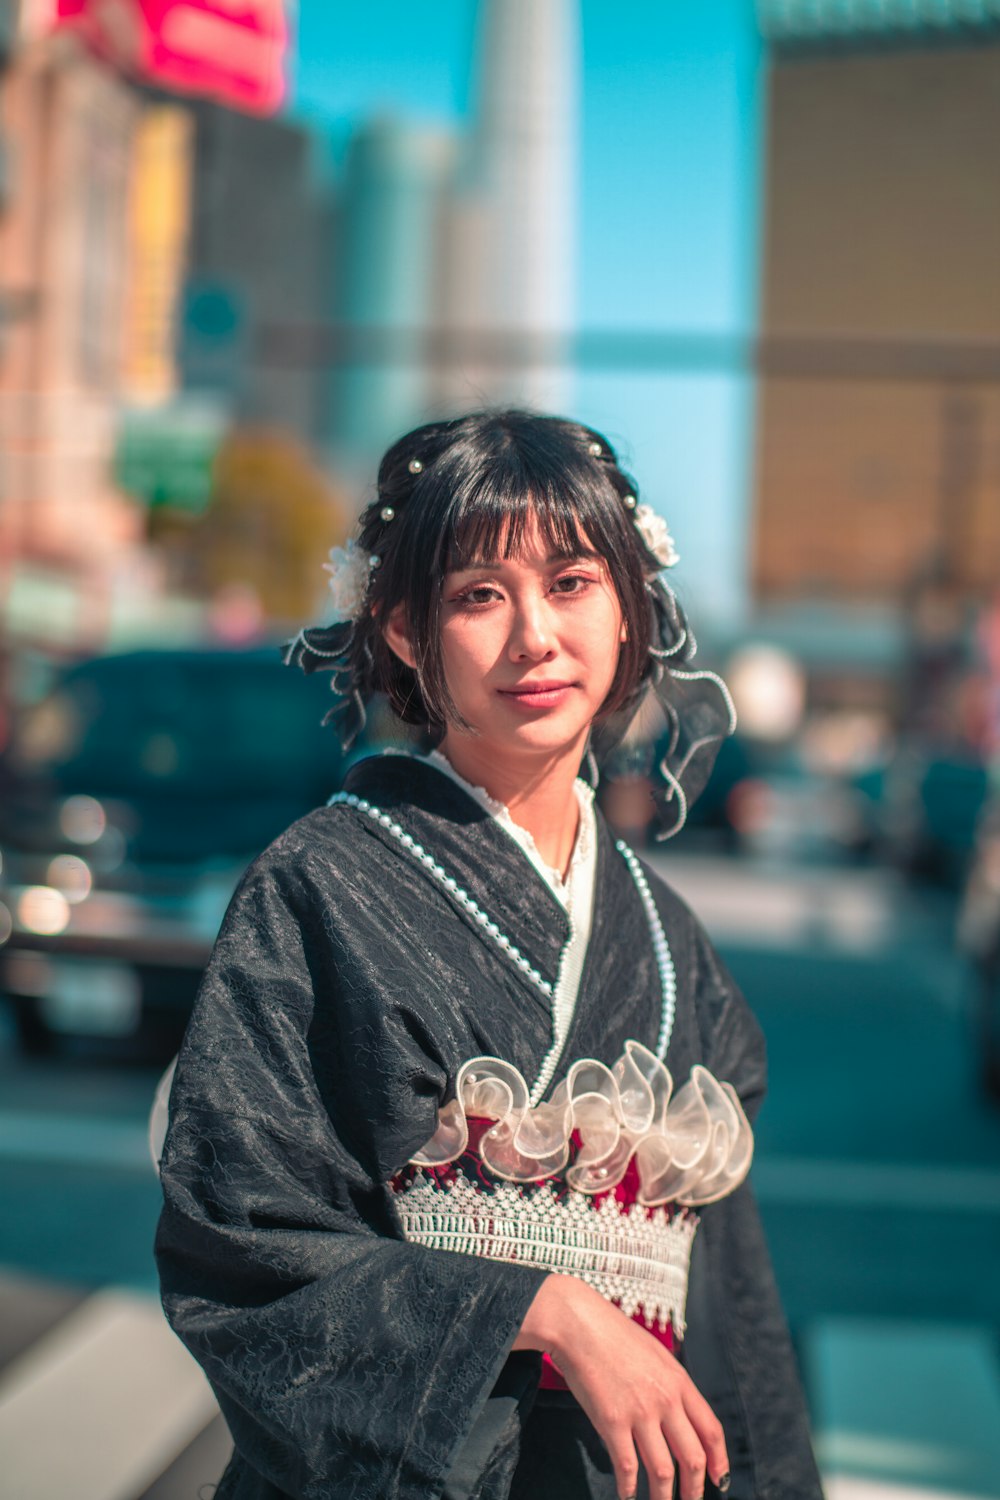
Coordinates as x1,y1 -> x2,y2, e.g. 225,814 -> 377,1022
717,1474 -> 731,1494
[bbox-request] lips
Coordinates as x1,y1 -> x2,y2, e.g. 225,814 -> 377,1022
496,680 -> 577,710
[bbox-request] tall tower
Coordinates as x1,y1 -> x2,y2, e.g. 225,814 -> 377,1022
434,0 -> 580,414
328,118 -> 456,477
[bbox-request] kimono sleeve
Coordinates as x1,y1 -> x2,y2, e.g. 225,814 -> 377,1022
682,919 -> 824,1500
154,840 -> 549,1500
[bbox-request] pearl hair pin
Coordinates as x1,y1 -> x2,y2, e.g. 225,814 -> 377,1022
324,468 -> 677,625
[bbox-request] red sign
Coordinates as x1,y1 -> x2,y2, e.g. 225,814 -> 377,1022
54,1 -> 288,116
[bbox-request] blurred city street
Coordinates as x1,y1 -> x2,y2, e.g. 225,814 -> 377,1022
2,0 -> 1000,1497
2,851 -> 999,1499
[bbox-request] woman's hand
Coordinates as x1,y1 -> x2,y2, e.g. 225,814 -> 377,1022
514,1274 -> 730,1500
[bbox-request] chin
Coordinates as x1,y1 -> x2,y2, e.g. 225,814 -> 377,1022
488,720 -> 593,758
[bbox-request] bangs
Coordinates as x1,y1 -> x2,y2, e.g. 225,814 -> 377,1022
439,448 -> 620,573
445,495 -> 591,570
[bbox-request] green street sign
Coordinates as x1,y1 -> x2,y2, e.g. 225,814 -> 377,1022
115,400 -> 228,512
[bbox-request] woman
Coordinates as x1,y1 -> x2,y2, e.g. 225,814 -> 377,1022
154,410 -> 822,1500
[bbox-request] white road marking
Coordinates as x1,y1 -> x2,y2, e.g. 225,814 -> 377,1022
650,855 -> 958,959
823,1479 -> 995,1500
651,857 -> 898,945
0,1288 -> 219,1500
807,1319 -> 1000,1500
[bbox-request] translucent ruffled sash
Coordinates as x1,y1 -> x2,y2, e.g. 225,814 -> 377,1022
411,1041 -> 753,1207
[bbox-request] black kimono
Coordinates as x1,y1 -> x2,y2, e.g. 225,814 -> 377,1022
154,754 -> 822,1500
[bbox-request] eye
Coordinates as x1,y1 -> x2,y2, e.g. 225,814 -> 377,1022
550,571 -> 596,595
451,582 -> 503,607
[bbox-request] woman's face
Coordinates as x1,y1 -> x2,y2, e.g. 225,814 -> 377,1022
433,511 -> 626,763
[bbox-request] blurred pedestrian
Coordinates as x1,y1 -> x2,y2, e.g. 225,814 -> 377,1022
152,410 -> 821,1500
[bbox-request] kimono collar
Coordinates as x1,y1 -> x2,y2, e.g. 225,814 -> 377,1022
421,748 -> 597,917
341,752 -> 599,989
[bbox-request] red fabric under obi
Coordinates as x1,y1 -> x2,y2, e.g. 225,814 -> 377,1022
391,1115 -> 685,1394
536,1147 -> 677,1390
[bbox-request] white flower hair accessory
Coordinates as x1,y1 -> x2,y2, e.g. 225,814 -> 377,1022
632,504 -> 679,569
323,538 -> 376,621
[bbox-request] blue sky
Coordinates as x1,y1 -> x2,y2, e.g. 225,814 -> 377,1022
290,1 -> 765,625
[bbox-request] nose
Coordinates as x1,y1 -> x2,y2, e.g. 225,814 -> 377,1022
507,594 -> 556,662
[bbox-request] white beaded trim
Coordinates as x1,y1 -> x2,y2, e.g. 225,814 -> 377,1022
615,838 -> 677,1061
328,795 -> 678,1079
528,909 -> 580,1107
329,792 -> 552,997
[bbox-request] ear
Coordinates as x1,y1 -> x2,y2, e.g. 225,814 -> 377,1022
619,617 -> 628,644
383,602 -> 418,670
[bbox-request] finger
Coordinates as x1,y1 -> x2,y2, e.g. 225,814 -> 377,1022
634,1420 -> 676,1500
603,1428 -> 641,1500
681,1381 -> 730,1492
660,1412 -> 709,1500
665,1429 -> 707,1500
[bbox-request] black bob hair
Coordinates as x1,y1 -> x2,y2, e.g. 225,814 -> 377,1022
349,408 -> 663,737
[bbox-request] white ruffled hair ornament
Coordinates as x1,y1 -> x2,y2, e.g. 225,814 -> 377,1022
632,504 -> 679,570
323,538 -> 377,622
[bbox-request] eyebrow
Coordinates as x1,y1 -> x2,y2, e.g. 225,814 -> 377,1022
449,548 -> 601,571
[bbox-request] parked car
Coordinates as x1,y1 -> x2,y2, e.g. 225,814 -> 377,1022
0,646 -> 346,1058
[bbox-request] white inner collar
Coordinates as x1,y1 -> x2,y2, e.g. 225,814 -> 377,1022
418,748 -> 598,1100
422,748 -> 596,917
